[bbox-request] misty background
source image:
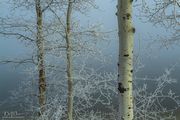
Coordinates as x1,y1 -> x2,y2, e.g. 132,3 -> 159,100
0,0 -> 180,116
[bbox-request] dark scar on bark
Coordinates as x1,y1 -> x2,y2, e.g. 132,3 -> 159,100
124,54 -> 129,57
126,13 -> 131,19
118,82 -> 126,93
132,27 -> 136,33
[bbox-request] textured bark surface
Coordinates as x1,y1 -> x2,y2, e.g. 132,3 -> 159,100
35,0 -> 46,115
66,0 -> 73,120
117,0 -> 134,120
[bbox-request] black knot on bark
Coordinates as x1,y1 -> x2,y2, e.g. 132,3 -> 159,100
118,82 -> 126,93
126,13 -> 131,19
132,27 -> 136,33
117,62 -> 120,66
124,54 -> 129,57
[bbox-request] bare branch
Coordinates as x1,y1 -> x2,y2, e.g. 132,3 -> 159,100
42,0 -> 54,13
0,31 -> 35,42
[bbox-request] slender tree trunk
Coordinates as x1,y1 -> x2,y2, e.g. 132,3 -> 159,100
35,0 -> 46,115
117,0 -> 134,120
66,0 -> 73,120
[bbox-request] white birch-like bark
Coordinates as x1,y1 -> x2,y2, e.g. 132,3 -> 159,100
117,0 -> 134,120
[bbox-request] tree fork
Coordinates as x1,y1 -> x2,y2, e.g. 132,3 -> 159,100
117,0 -> 134,120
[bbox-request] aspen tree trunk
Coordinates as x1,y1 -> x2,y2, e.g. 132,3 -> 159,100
117,0 -> 134,120
35,0 -> 46,115
66,0 -> 73,120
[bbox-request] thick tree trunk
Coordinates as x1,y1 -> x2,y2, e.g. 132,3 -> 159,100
66,0 -> 73,120
35,0 -> 46,115
117,0 -> 134,120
